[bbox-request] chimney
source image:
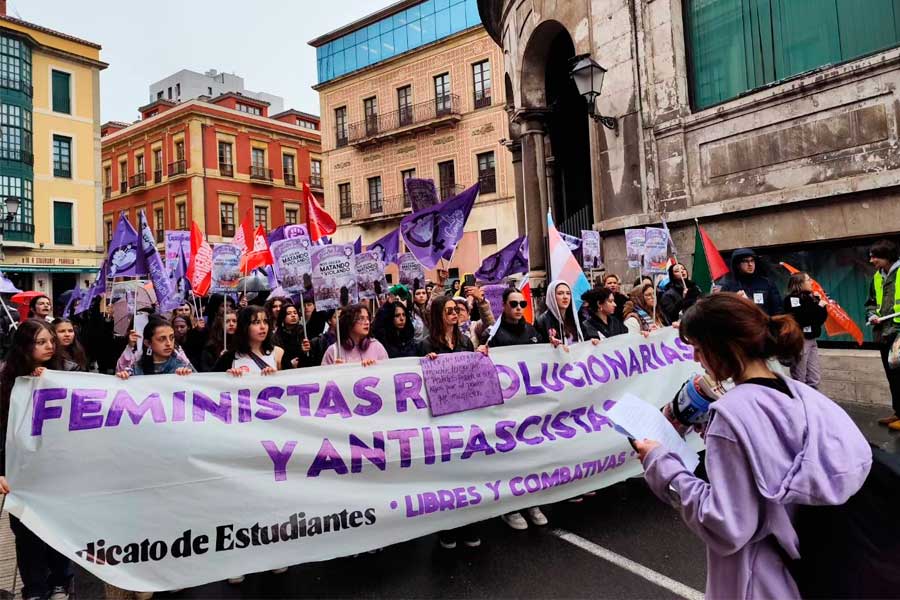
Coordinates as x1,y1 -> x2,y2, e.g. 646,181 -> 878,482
0,1 -> 7,17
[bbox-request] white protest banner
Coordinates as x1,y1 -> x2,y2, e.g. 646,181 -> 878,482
355,251 -> 388,300
581,230 -> 602,270
398,252 -> 426,290
311,244 -> 357,310
210,245 -> 242,294
271,238 -> 312,294
625,229 -> 646,269
164,231 -> 192,277
643,227 -> 669,274
6,329 -> 701,592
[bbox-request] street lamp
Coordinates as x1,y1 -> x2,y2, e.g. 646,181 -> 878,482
0,196 -> 21,262
570,55 -> 618,131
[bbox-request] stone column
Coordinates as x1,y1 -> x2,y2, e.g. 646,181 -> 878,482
518,114 -> 550,277
505,141 -> 526,237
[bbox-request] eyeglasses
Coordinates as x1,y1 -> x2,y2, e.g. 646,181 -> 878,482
444,308 -> 459,315
508,301 -> 528,309
354,317 -> 371,324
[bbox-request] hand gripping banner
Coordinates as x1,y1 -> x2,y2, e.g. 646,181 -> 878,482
6,329 -> 701,591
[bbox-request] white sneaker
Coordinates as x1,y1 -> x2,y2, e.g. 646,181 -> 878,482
49,588 -> 70,600
525,506 -> 548,526
501,511 -> 528,530
227,575 -> 245,584
271,567 -> 288,574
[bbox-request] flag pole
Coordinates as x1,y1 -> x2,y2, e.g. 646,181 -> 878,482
223,302 -> 227,354
0,294 -> 17,330
334,307 -> 341,362
300,298 -> 309,355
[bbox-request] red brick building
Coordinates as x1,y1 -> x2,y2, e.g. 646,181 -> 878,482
101,93 -> 322,245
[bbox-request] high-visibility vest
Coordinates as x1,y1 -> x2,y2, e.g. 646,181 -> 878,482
874,270 -> 900,323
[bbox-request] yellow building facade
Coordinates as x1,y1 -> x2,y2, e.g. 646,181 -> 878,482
0,9 -> 106,300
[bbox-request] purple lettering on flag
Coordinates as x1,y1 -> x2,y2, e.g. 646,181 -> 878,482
420,352 -> 504,417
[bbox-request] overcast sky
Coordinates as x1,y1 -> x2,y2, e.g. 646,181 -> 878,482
11,0 -> 396,122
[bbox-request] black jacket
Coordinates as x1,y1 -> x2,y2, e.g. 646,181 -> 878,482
488,318 -> 541,348
718,248 -> 783,316
784,292 -> 828,339
612,292 -> 628,321
418,334 -> 474,355
581,314 -> 628,340
660,277 -> 703,323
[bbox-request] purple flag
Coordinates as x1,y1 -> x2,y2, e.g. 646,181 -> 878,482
77,260 -> 108,314
404,178 -> 439,212
368,229 -> 400,266
62,285 -> 83,318
400,183 -> 479,270
353,236 -> 362,255
0,272 -> 21,294
474,235 -> 529,283
138,210 -> 178,311
107,213 -> 147,278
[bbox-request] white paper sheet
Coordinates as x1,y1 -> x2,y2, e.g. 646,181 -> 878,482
606,393 -> 700,471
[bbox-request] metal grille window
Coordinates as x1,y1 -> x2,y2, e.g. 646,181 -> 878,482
254,206 -> 268,229
368,177 -> 384,214
0,103 -> 32,162
0,35 -> 32,94
176,203 -> 186,230
438,160 -> 456,199
401,168 -> 416,207
285,208 -> 299,225
480,228 -> 497,246
339,183 -> 352,219
53,135 -> 72,178
434,73 -> 451,115
220,203 -> 235,237
335,107 -> 348,147
477,151 -> 496,193
397,86 -> 412,126
364,97 -> 378,136
472,60 -> 492,109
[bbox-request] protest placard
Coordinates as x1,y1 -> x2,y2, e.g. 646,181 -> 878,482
581,230 -> 602,270
355,251 -> 388,300
271,238 -> 312,294
311,244 -> 357,310
398,252 -> 426,290
420,352 -> 504,416
625,228 -> 646,269
210,245 -> 242,294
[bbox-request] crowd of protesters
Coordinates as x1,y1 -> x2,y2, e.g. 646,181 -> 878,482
0,239 -> 896,599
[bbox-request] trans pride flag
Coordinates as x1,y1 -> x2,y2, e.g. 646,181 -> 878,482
548,212 -> 590,313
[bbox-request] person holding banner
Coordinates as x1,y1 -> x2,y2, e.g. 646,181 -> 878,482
52,318 -> 89,372
215,306 -> 284,377
487,288 -> 541,347
200,311 -> 236,372
660,263 -> 703,324
635,294 -> 871,600
276,304 -> 314,368
116,317 -> 194,378
535,281 -> 584,345
580,288 -> 628,340
0,320 -> 73,600
322,304 -> 388,366
623,284 -> 668,335
372,301 -> 418,358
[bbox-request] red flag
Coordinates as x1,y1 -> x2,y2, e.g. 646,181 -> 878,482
780,262 -> 864,346
304,182 -> 336,242
241,225 -> 274,274
517,278 -> 534,325
186,221 -> 212,296
697,224 -> 730,281
232,206 -> 254,253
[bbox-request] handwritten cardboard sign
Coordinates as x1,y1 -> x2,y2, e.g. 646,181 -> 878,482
420,352 -> 504,417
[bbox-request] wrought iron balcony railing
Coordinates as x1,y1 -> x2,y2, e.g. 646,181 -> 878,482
345,94 -> 461,145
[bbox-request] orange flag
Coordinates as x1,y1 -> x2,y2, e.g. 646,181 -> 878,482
780,262 -> 863,346
517,278 -> 534,324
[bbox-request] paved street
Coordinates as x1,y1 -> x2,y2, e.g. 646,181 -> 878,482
41,402 -> 889,600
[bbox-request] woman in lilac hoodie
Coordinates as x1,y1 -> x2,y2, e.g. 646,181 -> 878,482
635,293 -> 871,599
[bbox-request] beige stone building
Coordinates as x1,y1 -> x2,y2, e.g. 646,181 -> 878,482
309,0 -> 516,282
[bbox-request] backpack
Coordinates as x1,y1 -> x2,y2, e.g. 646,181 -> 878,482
781,444 -> 900,598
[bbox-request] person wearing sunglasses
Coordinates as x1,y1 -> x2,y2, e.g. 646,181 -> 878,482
487,288 -> 541,347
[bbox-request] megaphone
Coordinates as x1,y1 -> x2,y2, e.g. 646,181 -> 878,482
670,374 -> 726,426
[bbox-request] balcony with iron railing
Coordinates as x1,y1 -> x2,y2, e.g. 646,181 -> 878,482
104,186 -> 111,200
154,169 -> 162,184
250,166 -> 273,182
284,173 -> 296,187
168,160 -> 186,176
351,184 -> 466,224
309,175 -> 323,189
219,162 -> 233,177
129,172 -> 146,188
345,94 -> 462,147
119,181 -> 127,194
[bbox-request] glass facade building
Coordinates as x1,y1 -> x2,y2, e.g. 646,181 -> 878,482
0,31 -> 34,242
316,0 -> 481,84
